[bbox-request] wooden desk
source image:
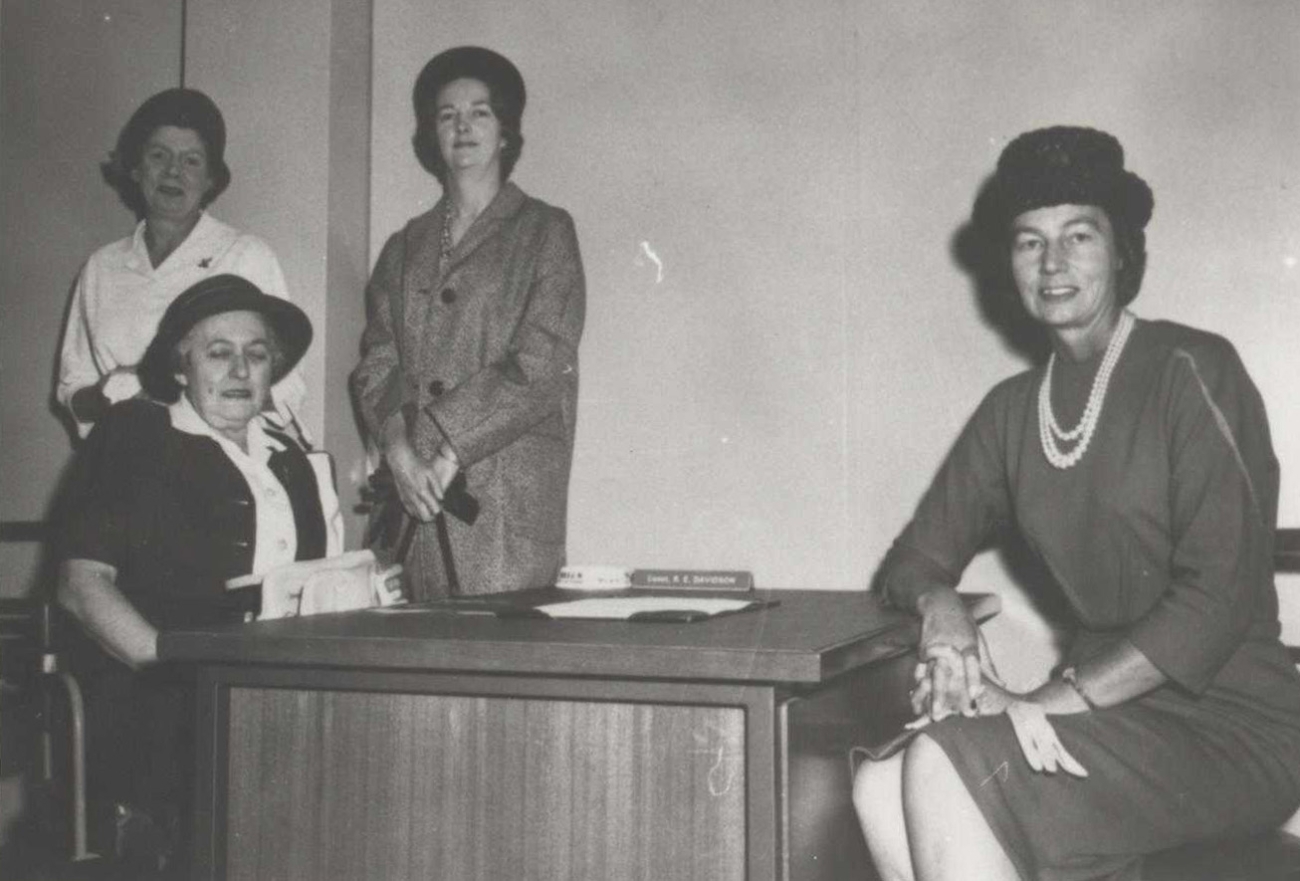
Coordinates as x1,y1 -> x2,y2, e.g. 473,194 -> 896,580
161,589 -> 997,881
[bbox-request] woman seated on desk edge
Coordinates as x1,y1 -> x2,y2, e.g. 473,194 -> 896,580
853,126 -> 1300,881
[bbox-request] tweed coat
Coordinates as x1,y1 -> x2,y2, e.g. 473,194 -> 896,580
352,183 -> 585,598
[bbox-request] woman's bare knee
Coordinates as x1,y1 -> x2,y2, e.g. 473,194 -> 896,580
902,732 -> 951,788
902,733 -> 1019,880
853,752 -> 903,823
854,753 -> 915,881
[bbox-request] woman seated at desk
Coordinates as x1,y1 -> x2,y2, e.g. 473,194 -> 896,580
853,126 -> 1300,880
56,274 -> 339,876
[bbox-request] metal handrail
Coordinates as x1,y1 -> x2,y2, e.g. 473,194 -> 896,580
1,519 -> 97,862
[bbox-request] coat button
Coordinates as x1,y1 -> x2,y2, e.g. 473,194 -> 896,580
428,380 -> 445,397
440,288 -> 457,304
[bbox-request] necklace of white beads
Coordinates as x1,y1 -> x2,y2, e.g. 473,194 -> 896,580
1037,310 -> 1135,469
439,204 -> 455,271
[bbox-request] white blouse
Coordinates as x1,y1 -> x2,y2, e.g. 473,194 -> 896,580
169,396 -> 299,577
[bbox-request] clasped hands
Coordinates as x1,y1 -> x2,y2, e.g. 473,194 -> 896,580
386,435 -> 460,523
909,593 -> 1087,778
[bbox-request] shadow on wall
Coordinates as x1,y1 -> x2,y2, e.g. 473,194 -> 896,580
995,532 -> 1073,662
950,173 -> 1051,367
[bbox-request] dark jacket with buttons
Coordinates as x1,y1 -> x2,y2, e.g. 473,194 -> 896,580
57,398 -> 329,829
351,183 -> 585,598
59,399 -> 327,631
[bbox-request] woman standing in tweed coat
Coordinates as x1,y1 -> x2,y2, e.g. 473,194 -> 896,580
352,46 -> 585,599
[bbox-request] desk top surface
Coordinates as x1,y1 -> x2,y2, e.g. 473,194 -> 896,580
159,588 -> 998,685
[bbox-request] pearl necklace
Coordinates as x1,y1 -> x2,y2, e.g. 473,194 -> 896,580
1037,310 -> 1135,469
439,204 -> 455,272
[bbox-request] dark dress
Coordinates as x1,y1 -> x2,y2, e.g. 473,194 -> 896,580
877,319 -> 1300,881
57,399 -> 328,863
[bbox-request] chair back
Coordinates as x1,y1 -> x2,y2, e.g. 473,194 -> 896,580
1277,528 -> 1300,663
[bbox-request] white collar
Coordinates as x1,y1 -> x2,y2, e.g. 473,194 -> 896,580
169,394 -> 285,463
128,212 -> 217,273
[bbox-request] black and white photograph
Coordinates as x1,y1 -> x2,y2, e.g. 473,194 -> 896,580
1,2 -> 1298,879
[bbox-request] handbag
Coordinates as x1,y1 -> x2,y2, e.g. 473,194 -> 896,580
361,458 -> 481,593
255,549 -> 403,619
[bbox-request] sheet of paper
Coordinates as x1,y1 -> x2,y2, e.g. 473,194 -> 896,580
533,596 -> 756,620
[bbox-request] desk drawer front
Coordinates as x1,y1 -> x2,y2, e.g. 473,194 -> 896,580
225,688 -> 746,880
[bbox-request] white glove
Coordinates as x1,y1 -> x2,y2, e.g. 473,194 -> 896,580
1006,701 -> 1088,777
102,370 -> 142,404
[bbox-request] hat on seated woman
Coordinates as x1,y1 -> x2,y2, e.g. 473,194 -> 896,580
137,273 -> 312,403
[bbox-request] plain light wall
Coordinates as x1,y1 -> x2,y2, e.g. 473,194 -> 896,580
0,2 -> 182,589
371,0 -> 1300,684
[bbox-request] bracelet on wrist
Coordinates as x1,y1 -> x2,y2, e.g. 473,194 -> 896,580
1061,666 -> 1099,711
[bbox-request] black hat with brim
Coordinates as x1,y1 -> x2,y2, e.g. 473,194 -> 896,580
138,274 -> 312,403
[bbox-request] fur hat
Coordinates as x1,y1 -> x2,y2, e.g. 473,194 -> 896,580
138,275 -> 311,403
980,126 -> 1153,232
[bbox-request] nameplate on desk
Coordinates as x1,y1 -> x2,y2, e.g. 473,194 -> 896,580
556,566 -> 754,591
630,569 -> 753,591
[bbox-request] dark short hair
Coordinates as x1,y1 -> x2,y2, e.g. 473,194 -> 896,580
100,88 -> 232,219
1103,214 -> 1147,308
976,126 -> 1153,307
139,275 -> 311,404
411,46 -> 526,185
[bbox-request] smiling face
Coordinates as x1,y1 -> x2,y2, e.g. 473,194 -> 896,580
433,77 -> 505,179
176,310 -> 275,446
132,125 -> 213,224
1010,203 -> 1124,351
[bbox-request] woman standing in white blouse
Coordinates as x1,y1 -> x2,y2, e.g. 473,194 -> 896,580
57,87 -> 304,438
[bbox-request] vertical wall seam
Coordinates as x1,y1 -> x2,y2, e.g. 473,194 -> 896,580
178,0 -> 188,86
